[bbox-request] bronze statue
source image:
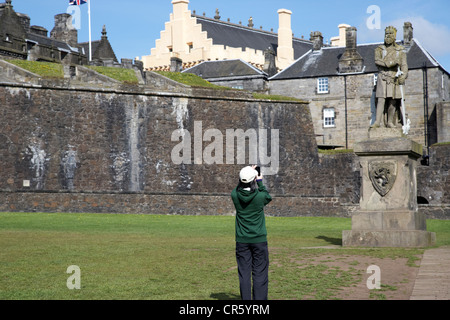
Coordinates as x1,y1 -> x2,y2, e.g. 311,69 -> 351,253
371,26 -> 409,132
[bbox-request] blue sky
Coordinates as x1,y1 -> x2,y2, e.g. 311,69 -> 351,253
10,0 -> 450,72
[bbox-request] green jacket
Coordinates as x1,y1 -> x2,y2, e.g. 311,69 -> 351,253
231,180 -> 272,243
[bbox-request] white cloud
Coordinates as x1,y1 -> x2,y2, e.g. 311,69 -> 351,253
359,16 -> 450,58
391,17 -> 450,57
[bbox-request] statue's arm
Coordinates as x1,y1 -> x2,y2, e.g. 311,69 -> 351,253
398,52 -> 409,85
375,47 -> 398,68
402,52 -> 408,75
375,47 -> 387,68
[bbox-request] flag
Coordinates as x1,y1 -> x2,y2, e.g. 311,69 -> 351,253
69,0 -> 87,5
68,0 -> 92,61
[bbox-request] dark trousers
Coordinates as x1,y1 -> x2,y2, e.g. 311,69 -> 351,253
235,242 -> 269,300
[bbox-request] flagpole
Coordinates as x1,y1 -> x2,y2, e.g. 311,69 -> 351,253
88,0 -> 92,62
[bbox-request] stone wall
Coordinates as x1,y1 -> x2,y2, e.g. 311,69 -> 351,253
0,191 -> 352,217
0,79 -> 360,216
417,144 -> 450,219
437,102 -> 450,143
208,77 -> 267,92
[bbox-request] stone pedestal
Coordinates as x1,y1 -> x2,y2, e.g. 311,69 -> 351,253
343,128 -> 436,247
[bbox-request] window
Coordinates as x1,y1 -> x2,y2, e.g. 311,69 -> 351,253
374,74 -> 378,86
323,108 -> 335,128
317,78 -> 329,94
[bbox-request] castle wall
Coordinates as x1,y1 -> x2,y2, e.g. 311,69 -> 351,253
417,144 -> 450,219
0,74 -> 447,218
0,81 -> 360,216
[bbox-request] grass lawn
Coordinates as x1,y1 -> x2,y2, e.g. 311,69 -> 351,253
1,212 -> 449,300
155,71 -> 231,89
8,60 -> 64,78
87,66 -> 139,84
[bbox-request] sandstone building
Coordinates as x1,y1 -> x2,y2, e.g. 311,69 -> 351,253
141,0 -> 312,72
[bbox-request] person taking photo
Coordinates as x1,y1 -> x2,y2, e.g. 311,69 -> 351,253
231,165 -> 272,300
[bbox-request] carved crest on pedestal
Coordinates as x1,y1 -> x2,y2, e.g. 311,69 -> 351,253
369,161 -> 397,197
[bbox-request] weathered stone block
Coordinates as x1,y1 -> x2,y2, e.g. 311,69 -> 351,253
342,230 -> 436,247
343,134 -> 436,247
351,210 -> 426,231
355,137 -> 422,212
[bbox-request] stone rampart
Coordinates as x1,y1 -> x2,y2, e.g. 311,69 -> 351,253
0,62 -> 448,219
0,77 -> 359,216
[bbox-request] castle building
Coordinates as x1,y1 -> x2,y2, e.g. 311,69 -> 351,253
141,0 -> 312,72
79,25 -> 119,67
0,0 -> 120,67
182,59 -> 269,91
0,1 -> 86,64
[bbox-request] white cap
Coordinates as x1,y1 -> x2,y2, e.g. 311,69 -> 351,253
239,166 -> 257,183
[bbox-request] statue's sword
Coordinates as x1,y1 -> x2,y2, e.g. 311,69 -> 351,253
397,67 -> 410,135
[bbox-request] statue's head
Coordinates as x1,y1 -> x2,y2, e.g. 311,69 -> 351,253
384,26 -> 397,45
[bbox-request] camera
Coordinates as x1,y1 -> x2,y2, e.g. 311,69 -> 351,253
255,166 -> 261,175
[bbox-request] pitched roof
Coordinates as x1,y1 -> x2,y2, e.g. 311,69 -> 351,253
271,39 -> 448,80
182,59 -> 267,80
26,32 -> 80,54
193,15 -> 312,60
79,27 -> 117,62
78,40 -> 100,58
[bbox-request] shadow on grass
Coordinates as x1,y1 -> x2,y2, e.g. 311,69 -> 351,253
210,293 -> 241,300
316,235 -> 342,246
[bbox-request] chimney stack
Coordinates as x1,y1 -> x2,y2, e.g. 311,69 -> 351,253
170,56 -> 183,72
263,48 -> 277,77
338,26 -> 364,73
331,24 -> 351,47
277,9 -> 294,70
403,22 -> 413,46
50,13 -> 78,48
310,31 -> 323,51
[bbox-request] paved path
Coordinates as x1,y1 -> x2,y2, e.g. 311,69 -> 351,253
410,247 -> 450,300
